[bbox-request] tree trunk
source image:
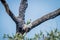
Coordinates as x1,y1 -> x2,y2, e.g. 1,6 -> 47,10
1,0 -> 60,35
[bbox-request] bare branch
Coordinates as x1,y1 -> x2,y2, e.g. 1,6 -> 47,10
1,0 -> 17,23
19,0 -> 28,19
27,8 -> 60,32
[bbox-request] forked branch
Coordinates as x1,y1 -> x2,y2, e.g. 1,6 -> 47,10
1,0 -> 60,34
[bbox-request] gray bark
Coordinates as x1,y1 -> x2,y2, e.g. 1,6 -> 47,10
1,0 -> 17,23
1,0 -> 60,34
1,0 -> 28,34
16,0 -> 28,34
27,8 -> 60,32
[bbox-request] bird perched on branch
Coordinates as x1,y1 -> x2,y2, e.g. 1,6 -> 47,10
26,19 -> 31,25
23,19 -> 32,32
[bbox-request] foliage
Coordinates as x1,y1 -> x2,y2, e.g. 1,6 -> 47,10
3,33 -> 26,40
3,29 -> 60,40
45,29 -> 60,40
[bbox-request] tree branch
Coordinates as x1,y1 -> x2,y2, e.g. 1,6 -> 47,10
19,0 -> 28,19
16,0 -> 28,34
27,8 -> 60,32
1,0 -> 17,23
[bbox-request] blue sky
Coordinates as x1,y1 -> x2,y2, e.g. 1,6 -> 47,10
0,0 -> 60,40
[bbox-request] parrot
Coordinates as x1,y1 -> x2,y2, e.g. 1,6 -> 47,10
26,19 -> 31,25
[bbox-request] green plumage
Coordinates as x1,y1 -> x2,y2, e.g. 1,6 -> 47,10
26,19 -> 31,25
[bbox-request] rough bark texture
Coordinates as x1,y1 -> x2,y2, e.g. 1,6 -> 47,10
1,0 -> 28,34
1,0 -> 17,23
27,8 -> 60,32
1,0 -> 60,34
16,0 -> 28,34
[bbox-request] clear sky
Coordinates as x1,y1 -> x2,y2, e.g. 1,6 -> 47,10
0,0 -> 60,40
